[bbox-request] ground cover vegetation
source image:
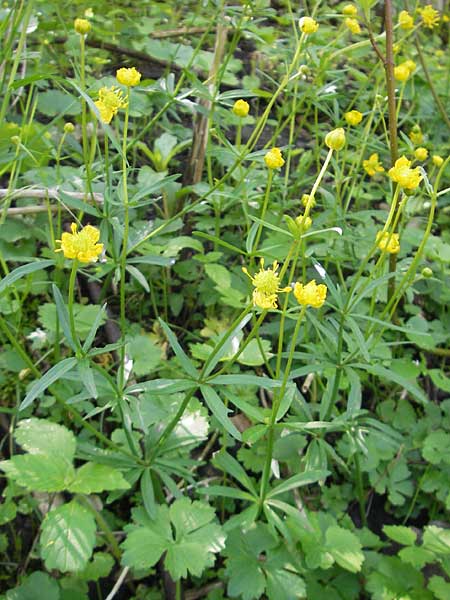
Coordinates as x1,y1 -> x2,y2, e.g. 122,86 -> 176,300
0,0 -> 449,598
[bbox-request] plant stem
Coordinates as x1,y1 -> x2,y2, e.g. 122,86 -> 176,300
68,260 -> 81,354
119,90 -> 131,391
77,495 -> 121,560
252,169 -> 273,258
354,452 -> 367,527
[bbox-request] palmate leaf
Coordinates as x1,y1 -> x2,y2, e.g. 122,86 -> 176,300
121,498 -> 225,581
40,500 -> 96,572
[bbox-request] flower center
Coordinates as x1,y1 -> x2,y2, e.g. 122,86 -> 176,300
253,269 -> 280,295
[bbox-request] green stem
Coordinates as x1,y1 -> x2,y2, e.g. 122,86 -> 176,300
175,579 -> 182,600
354,452 -> 367,527
77,495 -> 121,560
119,91 -> 131,391
68,260 -> 81,354
259,306 -> 307,505
252,169 -> 273,258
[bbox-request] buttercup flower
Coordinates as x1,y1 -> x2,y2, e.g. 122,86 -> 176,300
363,153 -> 384,176
242,259 -> 290,309
345,17 -> 361,34
74,18 -> 91,35
394,60 -> 415,82
56,223 -> 103,263
398,10 -> 414,29
409,125 -> 423,145
233,99 -> 250,117
418,5 -> 440,29
388,156 -> 422,190
94,86 -> 127,124
294,280 -> 327,309
414,147 -> 428,161
264,147 -> 285,170
345,110 -> 363,126
376,231 -> 400,254
432,155 -> 444,167
342,4 -> 358,17
299,16 -> 319,34
116,67 -> 142,87
325,128 -> 346,151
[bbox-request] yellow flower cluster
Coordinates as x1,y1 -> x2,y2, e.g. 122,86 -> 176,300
394,60 -> 416,82
345,110 -> 363,126
388,156 -> 422,190
398,10 -> 414,30
414,147 -> 428,161
418,5 -> 440,29
376,231 -> 400,254
264,147 -> 285,170
233,99 -> 250,117
294,280 -> 327,308
116,67 -> 142,87
345,17 -> 361,34
299,16 -> 319,34
56,223 -> 103,263
94,86 -> 128,124
363,153 -> 384,177
243,260 -> 290,309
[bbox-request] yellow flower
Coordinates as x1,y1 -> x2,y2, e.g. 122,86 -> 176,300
325,128 -> 346,151
388,156 -> 422,190
394,63 -> 412,82
301,193 -> 315,208
232,99 -> 250,117
345,110 -> 363,126
116,67 -> 142,87
418,5 -> 440,29
363,153 -> 385,176
84,8 -> 94,18
299,16 -> 319,34
293,280 -> 327,309
74,18 -> 91,35
376,231 -> 400,254
94,86 -> 127,124
242,259 -> 290,309
398,10 -> 414,29
55,223 -> 103,263
342,4 -> 358,17
264,147 -> 285,170
345,17 -> 361,34
404,59 -> 416,72
432,155 -> 444,167
414,147 -> 428,161
409,125 -> 423,145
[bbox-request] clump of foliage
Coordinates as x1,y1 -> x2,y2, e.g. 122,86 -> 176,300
0,1 -> 449,599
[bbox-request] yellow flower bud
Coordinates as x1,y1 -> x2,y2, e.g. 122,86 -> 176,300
414,147 -> 428,161
325,128 -> 346,151
344,110 -> 363,126
409,125 -> 423,146
345,17 -> 361,34
422,267 -> 433,278
295,214 -> 312,232
264,147 -> 285,170
301,193 -> 315,208
432,155 -> 444,167
299,16 -> 319,34
74,18 -> 91,35
116,67 -> 142,87
342,4 -> 358,17
10,135 -> 20,145
394,64 -> 411,82
64,122 -> 75,134
232,99 -> 250,118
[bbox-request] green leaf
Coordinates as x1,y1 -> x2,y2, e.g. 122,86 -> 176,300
428,369 -> 450,393
0,455 -> 74,492
422,430 -> 450,465
383,525 -> 417,546
14,418 -> 76,461
141,468 -> 157,519
352,363 -> 428,406
77,360 -> 97,399
5,571 -> 60,600
200,385 -> 242,440
423,525 -> 450,555
0,260 -> 54,297
126,265 -> 150,292
20,357 -> 77,411
122,499 -> 225,581
51,285 -> 78,353
213,450 -> 257,495
82,303 -> 107,353
127,335 -> 162,376
267,470 -> 328,498
40,500 -> 96,572
238,338 -> 273,366
204,263 -> 232,289
68,463 -> 130,494
429,576 -> 450,600
211,374 -> 281,389
325,526 -> 364,573
78,552 -> 114,582
158,318 -> 198,378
